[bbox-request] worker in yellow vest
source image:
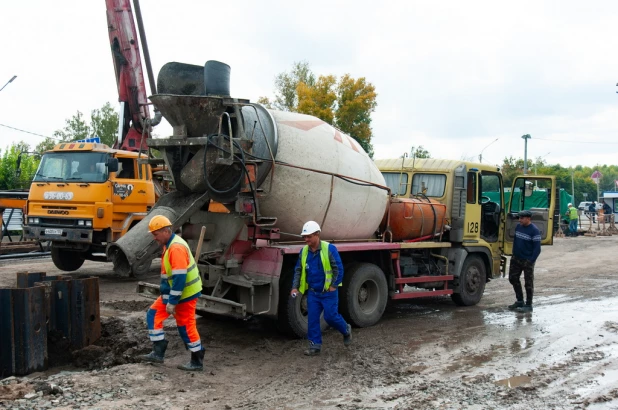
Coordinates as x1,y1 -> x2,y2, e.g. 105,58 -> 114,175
290,221 -> 352,356
566,203 -> 578,237
140,215 -> 205,371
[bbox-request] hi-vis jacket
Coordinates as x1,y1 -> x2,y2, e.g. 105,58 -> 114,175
292,241 -> 344,294
160,233 -> 202,305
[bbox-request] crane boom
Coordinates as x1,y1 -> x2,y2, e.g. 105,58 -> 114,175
105,0 -> 150,152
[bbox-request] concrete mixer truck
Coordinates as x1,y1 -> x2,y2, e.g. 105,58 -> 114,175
108,60 -> 557,337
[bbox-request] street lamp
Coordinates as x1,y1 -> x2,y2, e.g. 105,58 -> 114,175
478,138 -> 499,163
0,75 -> 17,93
522,134 -> 531,174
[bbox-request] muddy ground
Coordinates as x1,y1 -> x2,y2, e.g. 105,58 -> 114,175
1,235 -> 618,409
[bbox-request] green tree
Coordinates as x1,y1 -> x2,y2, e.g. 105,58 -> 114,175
412,146 -> 431,159
0,142 -> 40,190
260,62 -> 378,157
53,103 -> 119,147
90,102 -> 119,146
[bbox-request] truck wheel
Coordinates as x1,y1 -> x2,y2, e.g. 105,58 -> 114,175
451,255 -> 486,306
51,246 -> 85,272
277,269 -> 326,338
340,263 -> 388,328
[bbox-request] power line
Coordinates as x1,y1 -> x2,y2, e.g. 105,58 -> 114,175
533,137 -> 618,145
0,123 -> 60,140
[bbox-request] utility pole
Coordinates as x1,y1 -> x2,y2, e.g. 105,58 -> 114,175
571,171 -> 575,205
521,134 -> 531,174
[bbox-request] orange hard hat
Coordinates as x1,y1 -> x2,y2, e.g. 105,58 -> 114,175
148,215 -> 172,232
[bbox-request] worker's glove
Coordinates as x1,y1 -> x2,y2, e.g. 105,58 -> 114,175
166,303 -> 177,316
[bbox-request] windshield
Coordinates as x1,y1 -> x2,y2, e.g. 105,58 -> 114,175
33,152 -> 109,183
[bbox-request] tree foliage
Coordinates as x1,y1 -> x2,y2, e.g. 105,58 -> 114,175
259,62 -> 378,157
52,102 -> 119,147
0,142 -> 40,190
0,103 -> 119,190
413,145 -> 431,159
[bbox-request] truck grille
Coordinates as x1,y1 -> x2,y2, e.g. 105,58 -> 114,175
39,217 -> 79,227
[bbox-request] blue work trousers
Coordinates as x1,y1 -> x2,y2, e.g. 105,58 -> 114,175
569,219 -> 578,235
307,289 -> 348,346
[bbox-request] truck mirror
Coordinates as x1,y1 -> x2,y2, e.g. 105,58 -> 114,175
524,181 -> 533,197
107,158 -> 119,173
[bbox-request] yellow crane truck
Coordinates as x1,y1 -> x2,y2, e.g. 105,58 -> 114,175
22,142 -> 158,274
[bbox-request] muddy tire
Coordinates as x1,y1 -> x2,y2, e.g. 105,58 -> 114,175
451,255 -> 486,306
340,263 -> 388,328
277,268 -> 326,338
51,246 -> 86,272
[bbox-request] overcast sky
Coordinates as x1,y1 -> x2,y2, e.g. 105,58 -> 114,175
2,0 -> 618,169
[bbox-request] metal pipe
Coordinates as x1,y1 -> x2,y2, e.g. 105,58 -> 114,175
0,252 -> 50,260
133,0 -> 156,96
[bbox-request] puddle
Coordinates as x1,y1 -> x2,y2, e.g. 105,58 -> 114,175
495,375 -> 531,388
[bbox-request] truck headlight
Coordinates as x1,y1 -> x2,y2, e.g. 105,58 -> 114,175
28,217 -> 40,224
77,220 -> 85,226
85,220 -> 92,227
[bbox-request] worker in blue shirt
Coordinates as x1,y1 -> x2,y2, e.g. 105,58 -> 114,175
507,210 -> 541,313
290,221 -> 352,356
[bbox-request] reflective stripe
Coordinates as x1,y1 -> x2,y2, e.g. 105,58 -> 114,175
170,290 -> 182,296
188,343 -> 202,352
188,340 -> 201,348
172,269 -> 187,275
162,294 -> 169,300
149,329 -> 164,335
150,334 -> 165,341
161,274 -> 168,278
163,236 -> 202,301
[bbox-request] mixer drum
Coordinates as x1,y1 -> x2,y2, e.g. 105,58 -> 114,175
387,198 -> 447,241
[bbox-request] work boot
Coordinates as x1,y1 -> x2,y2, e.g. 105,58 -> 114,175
508,300 -> 524,310
343,324 -> 352,347
516,304 -> 533,313
140,340 -> 168,363
177,349 -> 205,371
304,342 -> 321,356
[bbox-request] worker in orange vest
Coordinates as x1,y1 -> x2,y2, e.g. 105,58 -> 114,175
140,215 -> 205,371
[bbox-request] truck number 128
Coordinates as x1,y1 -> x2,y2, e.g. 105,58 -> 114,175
467,222 -> 479,233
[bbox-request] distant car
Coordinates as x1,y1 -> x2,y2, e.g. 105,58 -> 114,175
578,201 -> 601,211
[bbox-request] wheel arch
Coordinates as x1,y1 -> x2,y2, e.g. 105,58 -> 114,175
450,246 -> 493,282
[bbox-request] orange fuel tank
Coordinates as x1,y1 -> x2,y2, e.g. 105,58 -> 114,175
384,198 -> 447,241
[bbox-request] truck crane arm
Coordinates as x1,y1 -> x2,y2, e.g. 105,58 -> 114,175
105,0 -> 155,152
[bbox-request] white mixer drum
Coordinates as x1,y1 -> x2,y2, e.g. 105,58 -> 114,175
258,110 -> 388,240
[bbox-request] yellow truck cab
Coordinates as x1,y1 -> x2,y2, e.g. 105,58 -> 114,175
23,142 -> 156,272
375,158 -> 556,278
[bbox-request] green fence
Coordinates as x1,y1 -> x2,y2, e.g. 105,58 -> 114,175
483,189 -> 572,216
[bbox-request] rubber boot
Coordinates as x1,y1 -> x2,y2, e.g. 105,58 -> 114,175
516,304 -> 533,313
140,340 -> 168,363
343,324 -> 352,347
177,349 -> 205,371
304,342 -> 321,356
508,300 -> 524,310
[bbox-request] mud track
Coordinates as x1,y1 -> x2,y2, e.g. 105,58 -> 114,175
1,236 -> 618,409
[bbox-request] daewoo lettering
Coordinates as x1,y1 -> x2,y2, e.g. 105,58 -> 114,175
48,210 -> 69,215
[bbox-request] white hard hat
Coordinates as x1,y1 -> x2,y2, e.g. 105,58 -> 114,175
300,221 -> 321,236
568,203 -> 572,206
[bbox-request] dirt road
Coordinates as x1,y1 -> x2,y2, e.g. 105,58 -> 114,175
1,235 -> 618,409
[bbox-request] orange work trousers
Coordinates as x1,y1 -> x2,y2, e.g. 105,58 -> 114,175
146,296 -> 202,352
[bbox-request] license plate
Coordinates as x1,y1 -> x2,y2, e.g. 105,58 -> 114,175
45,228 -> 63,235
